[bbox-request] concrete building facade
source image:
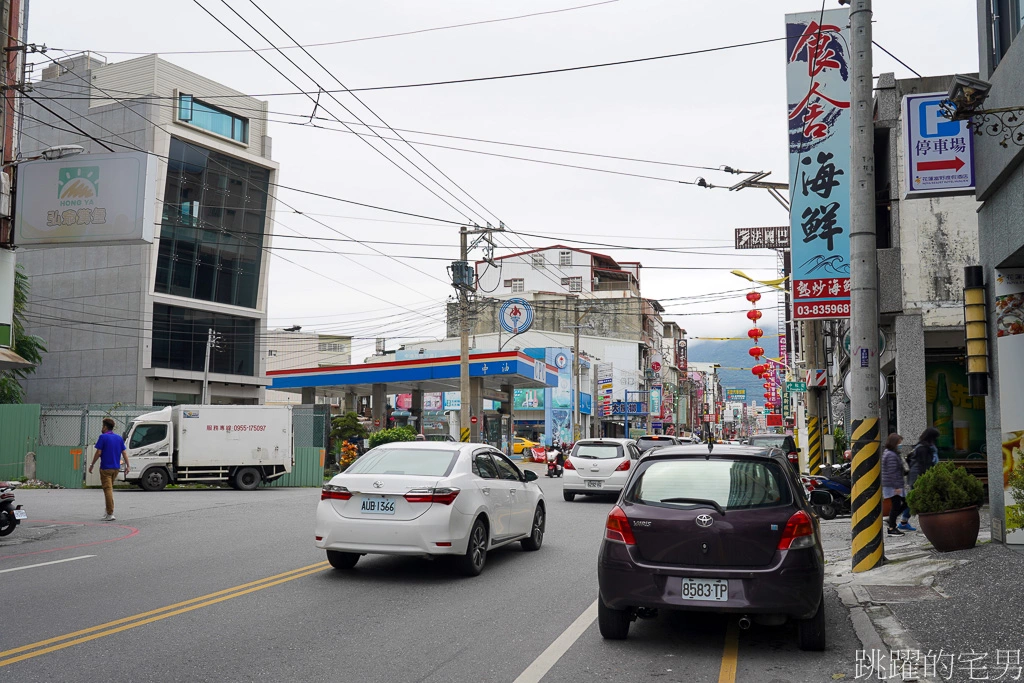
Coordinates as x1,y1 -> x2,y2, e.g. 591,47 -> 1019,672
18,54 -> 278,406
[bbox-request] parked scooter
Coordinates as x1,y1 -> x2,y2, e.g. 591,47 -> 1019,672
810,464 -> 852,520
546,447 -> 564,478
0,485 -> 26,536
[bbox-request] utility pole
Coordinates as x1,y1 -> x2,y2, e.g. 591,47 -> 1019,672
847,0 -> 884,573
561,303 -> 592,443
201,328 -> 221,405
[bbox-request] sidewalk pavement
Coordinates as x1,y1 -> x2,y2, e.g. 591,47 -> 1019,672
821,507 -> 1024,682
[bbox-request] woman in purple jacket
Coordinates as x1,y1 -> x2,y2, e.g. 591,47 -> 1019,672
881,432 -> 906,535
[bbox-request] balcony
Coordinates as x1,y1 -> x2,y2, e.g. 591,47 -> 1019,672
593,279 -> 640,296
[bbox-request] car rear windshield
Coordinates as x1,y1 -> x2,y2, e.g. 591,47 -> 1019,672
345,448 -> 458,477
628,459 -> 791,510
636,437 -> 672,452
749,436 -> 786,448
573,443 -> 624,459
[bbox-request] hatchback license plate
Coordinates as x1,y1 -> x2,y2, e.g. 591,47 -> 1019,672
13,509 -> 27,520
585,480 -> 603,489
360,497 -> 395,515
679,578 -> 728,602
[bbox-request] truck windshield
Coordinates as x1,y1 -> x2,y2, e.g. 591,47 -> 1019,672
129,423 -> 168,449
346,448 -> 459,477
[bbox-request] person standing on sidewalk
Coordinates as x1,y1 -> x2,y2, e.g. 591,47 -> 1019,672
88,418 -> 130,521
899,427 -> 940,531
881,432 -> 906,536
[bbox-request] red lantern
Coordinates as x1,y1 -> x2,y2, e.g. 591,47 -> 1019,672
746,291 -> 762,303
750,365 -> 764,376
746,309 -> 762,321
747,328 -> 764,340
765,402 -> 775,409
763,383 -> 770,389
748,346 -> 764,358
764,393 -> 771,398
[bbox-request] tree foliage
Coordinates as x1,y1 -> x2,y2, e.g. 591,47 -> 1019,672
330,412 -> 368,443
0,265 -> 46,404
368,426 -> 416,449
907,461 -> 985,515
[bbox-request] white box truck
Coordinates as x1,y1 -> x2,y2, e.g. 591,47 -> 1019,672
121,405 -> 294,491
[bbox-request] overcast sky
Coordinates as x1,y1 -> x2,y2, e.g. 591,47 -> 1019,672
27,1 -> 979,359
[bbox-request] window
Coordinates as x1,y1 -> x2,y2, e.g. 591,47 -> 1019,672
129,423 -> 168,450
510,278 -> 524,293
346,447 -> 459,477
152,304 -> 257,376
318,342 -> 346,352
568,277 -> 582,293
178,94 -> 249,143
559,250 -> 572,266
491,452 -> 522,481
630,460 -> 789,510
531,253 -> 546,268
993,0 -> 1024,65
155,138 -> 270,309
573,443 -> 623,459
472,452 -> 499,479
267,349 -> 278,357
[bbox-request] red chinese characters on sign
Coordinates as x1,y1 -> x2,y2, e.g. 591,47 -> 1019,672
793,278 -> 851,299
788,22 -> 850,141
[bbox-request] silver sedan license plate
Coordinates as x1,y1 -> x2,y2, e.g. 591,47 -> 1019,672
360,497 -> 395,515
585,480 -> 603,489
679,578 -> 728,602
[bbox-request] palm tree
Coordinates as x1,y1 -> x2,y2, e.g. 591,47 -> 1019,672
0,265 -> 46,403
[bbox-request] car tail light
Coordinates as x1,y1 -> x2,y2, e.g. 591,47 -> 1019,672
605,506 -> 636,545
778,510 -> 816,550
404,487 -> 461,505
788,451 -> 799,463
563,459 -> 576,470
321,484 -> 352,501
615,459 -> 631,472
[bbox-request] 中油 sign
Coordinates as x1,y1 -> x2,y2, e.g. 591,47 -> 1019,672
785,9 -> 852,320
15,152 -> 157,248
903,93 -> 975,196
499,298 -> 533,335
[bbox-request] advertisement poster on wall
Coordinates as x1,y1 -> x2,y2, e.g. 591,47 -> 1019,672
423,393 -> 443,411
513,388 -> 545,411
995,269 -> 1024,544
546,348 -> 573,446
924,362 -> 985,458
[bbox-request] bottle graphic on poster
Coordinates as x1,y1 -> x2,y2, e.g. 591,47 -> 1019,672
932,373 -> 954,451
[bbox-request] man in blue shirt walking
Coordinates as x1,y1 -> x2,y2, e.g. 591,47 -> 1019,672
88,417 -> 131,521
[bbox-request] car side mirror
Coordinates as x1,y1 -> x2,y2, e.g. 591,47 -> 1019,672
523,470 -> 538,482
809,490 -> 833,505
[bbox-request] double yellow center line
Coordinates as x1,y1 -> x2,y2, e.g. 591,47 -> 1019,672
0,561 -> 330,668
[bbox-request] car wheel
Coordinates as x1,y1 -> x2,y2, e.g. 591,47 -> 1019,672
456,518 -> 488,577
234,467 -> 261,491
797,598 -> 827,651
815,503 -> 837,520
139,467 -> 169,492
598,596 -> 631,640
563,491 -> 575,502
521,506 -> 545,551
326,550 -> 360,570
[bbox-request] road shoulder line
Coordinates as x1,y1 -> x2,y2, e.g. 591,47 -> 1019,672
513,599 -> 598,683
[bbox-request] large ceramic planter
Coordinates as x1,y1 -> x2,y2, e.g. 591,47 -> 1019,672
917,506 -> 980,552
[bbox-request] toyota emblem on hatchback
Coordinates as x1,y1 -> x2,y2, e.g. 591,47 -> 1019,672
696,514 -> 714,528
373,480 -> 384,489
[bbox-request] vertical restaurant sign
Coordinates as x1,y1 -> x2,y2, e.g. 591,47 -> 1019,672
785,9 -> 852,320
597,363 -> 614,417
995,268 -> 1024,544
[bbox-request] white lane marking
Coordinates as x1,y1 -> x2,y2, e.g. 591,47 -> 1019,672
514,599 -> 598,683
0,555 -> 96,574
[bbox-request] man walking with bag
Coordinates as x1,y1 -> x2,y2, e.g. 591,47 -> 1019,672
88,418 -> 131,521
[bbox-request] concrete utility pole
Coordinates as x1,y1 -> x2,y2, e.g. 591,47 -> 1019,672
561,304 -> 592,443
201,328 -> 221,405
847,0 -> 884,573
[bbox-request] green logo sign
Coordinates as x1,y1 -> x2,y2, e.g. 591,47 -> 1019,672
58,166 -> 100,200
786,381 -> 807,392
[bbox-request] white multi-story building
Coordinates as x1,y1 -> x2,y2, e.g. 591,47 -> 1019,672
18,53 -> 279,405
475,245 -> 641,299
264,329 -> 352,405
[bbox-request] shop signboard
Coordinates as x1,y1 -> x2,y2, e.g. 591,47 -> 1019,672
726,389 -> 746,401
902,93 -> 975,196
785,9 -> 852,320
423,392 -> 443,411
995,268 -> 1024,544
443,392 -> 461,411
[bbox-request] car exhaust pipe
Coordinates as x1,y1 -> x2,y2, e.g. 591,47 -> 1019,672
737,616 -> 751,630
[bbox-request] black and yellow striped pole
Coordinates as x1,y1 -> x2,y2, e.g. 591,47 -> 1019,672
850,417 -> 883,572
806,416 -> 822,475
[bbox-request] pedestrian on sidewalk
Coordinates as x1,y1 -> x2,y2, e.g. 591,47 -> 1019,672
881,432 -> 906,536
900,427 -> 940,531
88,417 -> 130,521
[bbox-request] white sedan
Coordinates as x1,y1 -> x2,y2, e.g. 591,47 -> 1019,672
315,442 -> 545,576
562,438 -> 639,501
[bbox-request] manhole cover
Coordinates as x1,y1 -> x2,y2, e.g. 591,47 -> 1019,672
863,585 -> 943,603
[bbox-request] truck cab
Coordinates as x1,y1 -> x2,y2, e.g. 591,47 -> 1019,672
124,407 -> 175,491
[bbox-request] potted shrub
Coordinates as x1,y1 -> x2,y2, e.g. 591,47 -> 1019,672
907,461 -> 985,552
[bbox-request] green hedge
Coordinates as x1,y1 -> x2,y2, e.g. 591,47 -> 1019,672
908,461 -> 985,515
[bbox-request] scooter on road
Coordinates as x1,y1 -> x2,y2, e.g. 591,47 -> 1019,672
546,448 -> 564,478
0,485 -> 27,536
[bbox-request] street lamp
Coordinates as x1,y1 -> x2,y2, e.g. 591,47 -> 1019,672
3,144 -> 84,169
941,74 -> 1024,148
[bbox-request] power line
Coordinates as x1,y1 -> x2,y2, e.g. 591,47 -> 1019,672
50,0 -> 621,55
871,40 -> 922,78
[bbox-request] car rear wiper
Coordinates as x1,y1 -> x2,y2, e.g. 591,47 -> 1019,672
658,497 -> 726,515
575,455 -> 598,459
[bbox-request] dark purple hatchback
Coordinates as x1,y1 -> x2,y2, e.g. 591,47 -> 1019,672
597,444 -> 827,650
